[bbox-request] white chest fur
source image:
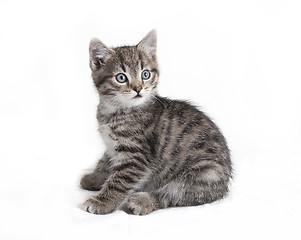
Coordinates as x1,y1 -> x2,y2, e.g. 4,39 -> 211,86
98,124 -> 118,159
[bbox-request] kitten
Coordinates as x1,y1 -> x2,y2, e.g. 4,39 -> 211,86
80,30 -> 232,215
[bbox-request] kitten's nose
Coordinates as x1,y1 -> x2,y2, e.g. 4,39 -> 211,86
133,85 -> 142,93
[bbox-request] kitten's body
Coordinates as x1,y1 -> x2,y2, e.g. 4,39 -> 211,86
81,31 -> 232,215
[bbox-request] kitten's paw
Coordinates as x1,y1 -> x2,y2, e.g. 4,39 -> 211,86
80,174 -> 102,191
127,192 -> 156,215
82,197 -> 114,215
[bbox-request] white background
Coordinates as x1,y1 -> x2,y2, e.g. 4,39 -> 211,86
1,0 -> 300,239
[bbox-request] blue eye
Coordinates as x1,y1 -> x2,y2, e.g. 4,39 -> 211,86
115,73 -> 128,83
141,70 -> 151,80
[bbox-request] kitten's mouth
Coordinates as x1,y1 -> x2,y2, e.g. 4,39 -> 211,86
133,94 -> 142,99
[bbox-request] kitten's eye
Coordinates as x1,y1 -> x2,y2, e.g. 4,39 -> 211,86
141,70 -> 151,80
115,73 -> 128,83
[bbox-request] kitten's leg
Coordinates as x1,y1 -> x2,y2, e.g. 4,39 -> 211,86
126,163 -> 230,215
126,181 -> 229,215
126,192 -> 159,215
156,162 -> 230,208
82,157 -> 149,214
152,180 -> 230,208
80,153 -> 111,191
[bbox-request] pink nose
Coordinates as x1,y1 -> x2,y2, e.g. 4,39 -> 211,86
133,85 -> 142,93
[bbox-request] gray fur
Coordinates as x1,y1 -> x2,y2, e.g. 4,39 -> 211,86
80,30 -> 232,215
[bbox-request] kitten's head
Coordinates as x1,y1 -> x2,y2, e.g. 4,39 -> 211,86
89,30 -> 159,112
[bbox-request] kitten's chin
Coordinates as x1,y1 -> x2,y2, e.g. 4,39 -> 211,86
120,92 -> 151,108
124,95 -> 149,108
117,90 -> 155,109
99,91 -> 156,115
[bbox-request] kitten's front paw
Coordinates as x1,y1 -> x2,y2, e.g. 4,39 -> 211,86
82,197 -> 115,215
127,192 -> 156,215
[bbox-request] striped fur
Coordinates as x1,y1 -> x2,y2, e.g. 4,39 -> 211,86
80,30 -> 232,215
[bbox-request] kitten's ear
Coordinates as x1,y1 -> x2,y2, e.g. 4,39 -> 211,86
137,30 -> 157,59
89,38 -> 112,71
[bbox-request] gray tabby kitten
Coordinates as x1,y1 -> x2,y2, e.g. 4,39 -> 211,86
80,30 -> 232,215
